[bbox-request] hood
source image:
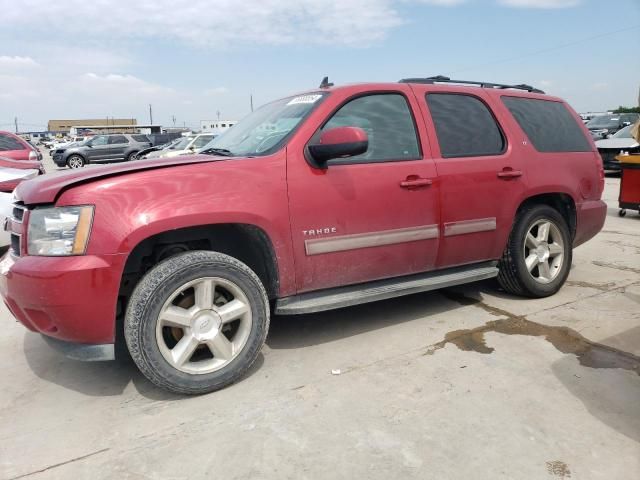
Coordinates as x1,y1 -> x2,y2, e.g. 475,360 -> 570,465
595,138 -> 639,150
16,154 -> 228,205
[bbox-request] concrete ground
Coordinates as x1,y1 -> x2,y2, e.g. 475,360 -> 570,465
0,165 -> 638,479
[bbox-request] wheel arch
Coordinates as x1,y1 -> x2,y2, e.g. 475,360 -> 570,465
515,192 -> 577,239
117,223 -> 280,317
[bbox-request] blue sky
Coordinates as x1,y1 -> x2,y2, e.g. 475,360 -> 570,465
0,0 -> 638,131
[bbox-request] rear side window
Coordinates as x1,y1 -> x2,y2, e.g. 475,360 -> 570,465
131,134 -> 149,142
0,134 -> 26,151
426,93 -> 505,158
502,97 -> 591,152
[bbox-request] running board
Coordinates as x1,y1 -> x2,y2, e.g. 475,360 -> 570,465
275,262 -> 499,315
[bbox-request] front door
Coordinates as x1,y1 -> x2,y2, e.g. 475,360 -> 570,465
414,88 -> 526,268
287,89 -> 440,293
86,135 -> 111,161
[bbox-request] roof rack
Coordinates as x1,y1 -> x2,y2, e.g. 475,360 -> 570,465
398,75 -> 545,94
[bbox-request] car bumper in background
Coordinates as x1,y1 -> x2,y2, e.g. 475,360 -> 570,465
0,252 -> 126,344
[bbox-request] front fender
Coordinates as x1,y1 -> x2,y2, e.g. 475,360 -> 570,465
55,155 -> 297,295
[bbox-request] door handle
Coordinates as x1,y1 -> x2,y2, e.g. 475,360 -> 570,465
497,168 -> 523,179
400,177 -> 432,189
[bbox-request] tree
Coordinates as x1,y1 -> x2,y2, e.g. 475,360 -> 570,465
612,106 -> 640,114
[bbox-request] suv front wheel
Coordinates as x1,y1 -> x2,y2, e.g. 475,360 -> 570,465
67,154 -> 85,169
498,204 -> 572,298
124,251 -> 270,395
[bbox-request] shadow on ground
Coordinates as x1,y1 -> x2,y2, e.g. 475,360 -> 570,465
552,326 -> 640,443
23,332 -> 265,400
266,279 -> 504,350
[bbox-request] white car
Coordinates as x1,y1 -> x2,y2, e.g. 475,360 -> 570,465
145,134 -> 214,159
595,124 -> 639,171
0,167 -> 40,248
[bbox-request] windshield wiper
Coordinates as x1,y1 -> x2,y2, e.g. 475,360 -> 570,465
200,147 -> 234,157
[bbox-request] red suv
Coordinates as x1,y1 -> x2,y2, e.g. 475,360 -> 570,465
0,77 -> 606,394
0,131 -> 43,163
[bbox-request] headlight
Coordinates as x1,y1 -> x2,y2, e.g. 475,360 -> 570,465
27,205 -> 94,256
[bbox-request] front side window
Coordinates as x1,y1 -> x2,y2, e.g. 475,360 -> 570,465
320,93 -> 420,163
200,93 -> 327,157
427,93 -> 505,158
502,97 -> 591,152
193,135 -> 213,148
90,136 -> 108,146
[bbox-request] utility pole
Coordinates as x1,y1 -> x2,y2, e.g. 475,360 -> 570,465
149,104 -> 153,125
14,117 -> 18,133
172,115 -> 176,127
250,94 -> 254,112
216,110 -> 221,121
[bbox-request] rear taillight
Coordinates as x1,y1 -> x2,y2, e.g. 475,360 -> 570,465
597,160 -> 605,197
28,150 -> 38,161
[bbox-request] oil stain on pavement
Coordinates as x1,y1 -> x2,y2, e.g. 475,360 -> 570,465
424,290 -> 640,376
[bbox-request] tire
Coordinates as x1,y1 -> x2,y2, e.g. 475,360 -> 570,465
127,151 -> 139,162
124,251 -> 269,395
67,154 -> 85,169
497,204 -> 572,298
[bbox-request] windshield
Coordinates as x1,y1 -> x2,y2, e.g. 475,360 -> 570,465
612,124 -> 634,139
587,115 -> 621,129
200,93 -> 326,156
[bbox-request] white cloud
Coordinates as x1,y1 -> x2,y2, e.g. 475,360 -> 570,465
204,87 -> 229,96
498,0 -> 580,8
414,0 -> 467,5
0,55 -> 39,69
0,0 -> 403,47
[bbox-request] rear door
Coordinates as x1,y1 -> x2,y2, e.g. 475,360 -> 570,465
413,86 -> 527,268
108,135 -> 130,160
287,87 -> 440,292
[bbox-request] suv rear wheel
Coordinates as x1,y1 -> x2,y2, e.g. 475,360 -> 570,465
498,204 -> 572,298
67,155 -> 85,169
124,251 -> 269,395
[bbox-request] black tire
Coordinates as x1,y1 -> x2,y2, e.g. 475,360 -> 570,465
497,204 -> 572,298
127,151 -> 139,162
67,154 -> 85,169
124,251 -> 269,395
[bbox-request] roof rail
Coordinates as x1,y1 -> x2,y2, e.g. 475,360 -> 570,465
399,75 -> 545,94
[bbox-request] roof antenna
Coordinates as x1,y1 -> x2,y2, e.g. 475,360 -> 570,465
319,76 -> 334,89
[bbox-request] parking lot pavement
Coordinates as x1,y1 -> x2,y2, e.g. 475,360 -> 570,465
0,178 -> 638,480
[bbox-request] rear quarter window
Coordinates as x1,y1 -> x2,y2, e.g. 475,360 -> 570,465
501,97 -> 591,152
0,134 -> 26,151
131,134 -> 150,142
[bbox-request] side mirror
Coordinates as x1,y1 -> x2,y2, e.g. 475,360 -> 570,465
308,126 -> 368,166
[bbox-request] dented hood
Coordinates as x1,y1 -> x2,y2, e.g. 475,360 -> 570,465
15,155 -> 227,205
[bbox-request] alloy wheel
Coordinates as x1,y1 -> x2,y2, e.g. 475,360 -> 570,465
523,219 -> 565,284
155,277 -> 252,374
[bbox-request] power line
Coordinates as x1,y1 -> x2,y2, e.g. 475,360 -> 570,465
448,24 -> 640,75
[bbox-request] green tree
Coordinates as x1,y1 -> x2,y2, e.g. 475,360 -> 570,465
612,106 -> 640,114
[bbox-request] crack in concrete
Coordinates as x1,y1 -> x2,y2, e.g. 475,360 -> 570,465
592,261 -> 640,275
565,280 -> 615,291
601,230 -> 640,238
7,448 -> 110,480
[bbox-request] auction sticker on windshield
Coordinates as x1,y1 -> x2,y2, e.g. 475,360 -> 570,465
287,94 -> 323,105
